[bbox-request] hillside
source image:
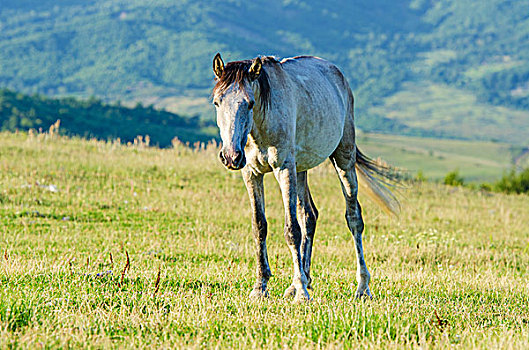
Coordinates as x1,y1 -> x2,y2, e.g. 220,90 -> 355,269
1,132 -> 528,347
0,88 -> 215,146
0,0 -> 528,144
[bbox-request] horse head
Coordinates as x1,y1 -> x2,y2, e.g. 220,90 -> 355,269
212,53 -> 265,170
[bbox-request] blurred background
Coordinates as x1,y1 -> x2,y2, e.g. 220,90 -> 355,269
1,0 -> 528,183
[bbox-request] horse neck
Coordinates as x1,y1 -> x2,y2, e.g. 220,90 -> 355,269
251,83 -> 267,130
249,64 -> 290,142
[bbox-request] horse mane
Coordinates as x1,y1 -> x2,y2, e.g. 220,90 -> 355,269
213,56 -> 277,113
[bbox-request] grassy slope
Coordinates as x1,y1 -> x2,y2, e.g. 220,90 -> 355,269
368,81 -> 529,146
1,132 -> 528,348
358,133 -> 515,183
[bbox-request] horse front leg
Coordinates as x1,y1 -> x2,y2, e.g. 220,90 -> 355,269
242,168 -> 272,299
273,160 -> 310,302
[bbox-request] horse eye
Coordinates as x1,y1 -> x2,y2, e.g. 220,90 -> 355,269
248,101 -> 254,110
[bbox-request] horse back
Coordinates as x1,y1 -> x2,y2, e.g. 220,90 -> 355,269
278,56 -> 354,171
280,56 -> 352,109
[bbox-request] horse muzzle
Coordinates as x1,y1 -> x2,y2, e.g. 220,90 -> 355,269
219,149 -> 246,170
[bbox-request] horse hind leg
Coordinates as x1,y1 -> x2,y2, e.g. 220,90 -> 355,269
284,171 -> 319,297
298,172 -> 318,289
330,148 -> 372,299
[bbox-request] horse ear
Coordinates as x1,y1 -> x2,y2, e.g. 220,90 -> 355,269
248,57 -> 262,81
213,53 -> 224,79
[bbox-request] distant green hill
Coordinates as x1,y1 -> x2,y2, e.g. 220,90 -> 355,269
0,89 -> 215,146
0,0 -> 528,145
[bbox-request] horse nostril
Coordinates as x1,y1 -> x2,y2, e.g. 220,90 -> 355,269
219,151 -> 227,165
233,151 -> 243,167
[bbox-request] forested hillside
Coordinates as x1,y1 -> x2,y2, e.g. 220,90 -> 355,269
0,89 -> 215,146
0,0 -> 528,144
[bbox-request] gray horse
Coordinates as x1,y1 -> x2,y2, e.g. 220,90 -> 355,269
212,53 -> 399,301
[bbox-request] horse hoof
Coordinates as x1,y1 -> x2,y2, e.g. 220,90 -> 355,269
249,288 -> 269,299
294,289 -> 311,303
283,284 -> 297,298
355,286 -> 373,300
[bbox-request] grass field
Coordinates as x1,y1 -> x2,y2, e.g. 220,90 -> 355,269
1,131 -> 528,348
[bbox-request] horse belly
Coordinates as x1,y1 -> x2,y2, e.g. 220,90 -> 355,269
294,110 -> 345,172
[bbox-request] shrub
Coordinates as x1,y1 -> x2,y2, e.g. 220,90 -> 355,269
416,170 -> 427,182
493,167 -> 529,194
444,169 -> 464,186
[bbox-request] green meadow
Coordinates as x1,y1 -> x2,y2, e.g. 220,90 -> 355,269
1,131 -> 528,348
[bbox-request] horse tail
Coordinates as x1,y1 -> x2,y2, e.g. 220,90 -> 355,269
355,148 -> 401,216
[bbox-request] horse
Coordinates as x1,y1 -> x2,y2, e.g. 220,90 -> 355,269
211,53 -> 399,301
